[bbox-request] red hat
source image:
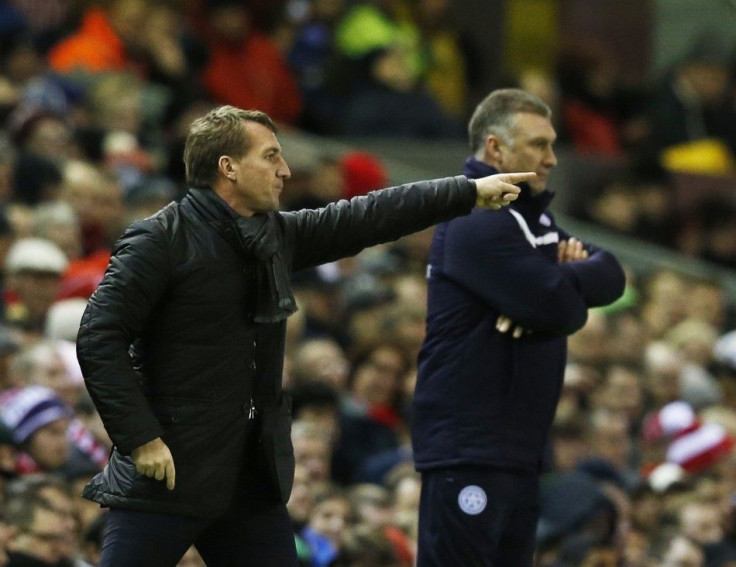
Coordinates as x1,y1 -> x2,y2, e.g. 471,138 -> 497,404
643,401 -> 734,474
340,151 -> 389,200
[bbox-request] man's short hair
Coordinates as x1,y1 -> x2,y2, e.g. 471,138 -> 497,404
183,105 -> 277,189
468,89 -> 552,155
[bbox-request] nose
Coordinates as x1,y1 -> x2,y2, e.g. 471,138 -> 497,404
544,146 -> 557,168
278,157 -> 291,180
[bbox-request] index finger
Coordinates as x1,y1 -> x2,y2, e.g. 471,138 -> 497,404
496,172 -> 536,184
166,462 -> 176,491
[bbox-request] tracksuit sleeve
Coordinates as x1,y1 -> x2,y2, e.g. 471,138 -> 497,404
442,211 -> 622,336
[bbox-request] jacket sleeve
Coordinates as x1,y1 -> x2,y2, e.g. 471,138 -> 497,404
283,175 -> 476,271
554,224 -> 627,308
556,245 -> 626,308
76,220 -> 169,455
442,211 -> 590,335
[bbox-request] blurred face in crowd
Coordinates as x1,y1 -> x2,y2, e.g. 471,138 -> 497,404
588,411 -> 631,469
293,431 -> 331,485
679,501 -> 724,545
662,535 -> 704,567
9,270 -> 61,321
309,496 -> 351,547
9,507 -> 68,564
109,0 -> 149,53
351,346 -> 406,406
24,117 -> 75,162
597,366 -> 644,422
292,339 -> 349,391
488,112 -> 557,194
41,221 -> 82,261
297,406 -> 339,444
26,418 -> 70,470
61,162 -> 126,236
38,486 -> 78,560
21,345 -> 78,407
209,5 -> 250,43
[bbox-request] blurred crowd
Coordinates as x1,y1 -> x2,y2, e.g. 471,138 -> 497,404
0,0 -> 735,566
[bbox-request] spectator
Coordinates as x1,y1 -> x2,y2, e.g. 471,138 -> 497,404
302,487 -> 353,567
340,46 -> 462,138
199,1 -> 302,125
0,386 -> 72,476
47,0 -> 151,76
3,237 -> 68,336
289,380 -> 341,444
288,0 -> 346,133
292,420 -> 333,493
659,534 -> 705,567
3,492 -> 70,566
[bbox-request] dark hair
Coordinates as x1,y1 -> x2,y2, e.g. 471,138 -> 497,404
3,492 -> 60,530
468,88 -> 551,155
289,381 -> 340,418
183,105 -> 276,188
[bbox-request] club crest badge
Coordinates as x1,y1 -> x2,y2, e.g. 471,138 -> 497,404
458,485 -> 487,515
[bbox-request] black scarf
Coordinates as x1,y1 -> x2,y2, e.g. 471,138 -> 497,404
188,188 -> 297,323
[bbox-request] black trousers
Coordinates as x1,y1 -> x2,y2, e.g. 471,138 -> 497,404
98,427 -> 297,566
417,466 -> 540,567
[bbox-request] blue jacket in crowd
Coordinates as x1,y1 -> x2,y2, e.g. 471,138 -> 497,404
412,158 -> 625,473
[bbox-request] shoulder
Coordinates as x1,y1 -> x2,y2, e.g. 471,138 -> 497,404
114,204 -> 180,256
447,207 -> 518,234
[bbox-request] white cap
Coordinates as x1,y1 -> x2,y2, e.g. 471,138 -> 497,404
5,237 -> 68,275
45,298 -> 88,342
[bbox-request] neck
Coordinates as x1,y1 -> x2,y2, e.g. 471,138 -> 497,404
212,182 -> 254,217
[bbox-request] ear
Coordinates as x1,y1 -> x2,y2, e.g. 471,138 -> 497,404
218,156 -> 237,181
484,134 -> 504,165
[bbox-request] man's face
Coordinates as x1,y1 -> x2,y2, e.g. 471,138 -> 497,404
493,112 -> 557,193
27,418 -> 70,470
10,271 -> 61,319
11,507 -> 68,564
230,122 -> 291,216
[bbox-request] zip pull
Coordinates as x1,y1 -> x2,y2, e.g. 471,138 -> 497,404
248,398 -> 257,420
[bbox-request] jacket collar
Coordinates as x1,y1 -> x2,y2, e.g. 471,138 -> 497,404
463,157 -> 554,221
185,187 -> 239,222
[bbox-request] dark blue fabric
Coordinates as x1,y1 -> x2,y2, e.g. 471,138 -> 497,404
412,158 -> 625,473
417,467 -> 539,566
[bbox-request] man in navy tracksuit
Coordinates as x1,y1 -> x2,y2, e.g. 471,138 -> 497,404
412,89 -> 626,566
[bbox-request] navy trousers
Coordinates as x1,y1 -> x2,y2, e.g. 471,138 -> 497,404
417,466 -> 540,567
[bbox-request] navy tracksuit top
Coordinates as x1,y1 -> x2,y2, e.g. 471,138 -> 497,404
412,158 -> 626,473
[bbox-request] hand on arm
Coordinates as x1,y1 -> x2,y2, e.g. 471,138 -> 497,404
558,237 -> 589,263
496,314 -> 527,339
474,172 -> 535,210
132,437 -> 176,490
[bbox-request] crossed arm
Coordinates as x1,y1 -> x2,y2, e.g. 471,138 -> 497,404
496,237 -> 592,338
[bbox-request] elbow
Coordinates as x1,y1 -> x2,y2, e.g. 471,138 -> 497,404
525,300 -> 588,336
560,307 -> 589,335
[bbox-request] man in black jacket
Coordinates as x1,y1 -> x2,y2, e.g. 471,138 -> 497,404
76,105 -> 533,566
412,89 -> 626,566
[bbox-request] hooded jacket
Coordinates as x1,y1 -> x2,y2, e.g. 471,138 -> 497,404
412,158 -> 625,473
78,176 -> 476,518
